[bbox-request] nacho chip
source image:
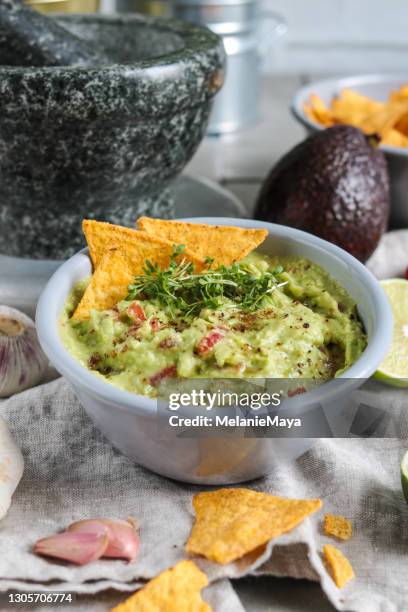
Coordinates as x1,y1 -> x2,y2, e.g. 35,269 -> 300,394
323,544 -> 355,589
331,89 -> 384,128
83,220 -> 204,272
304,94 -> 334,127
185,488 -> 322,564
137,217 -> 268,266
323,513 -> 352,541
359,101 -> 408,136
111,560 -> 210,612
305,84 -> 408,148
381,128 -> 408,148
390,85 -> 408,103
395,112 -> 408,137
72,249 -> 134,321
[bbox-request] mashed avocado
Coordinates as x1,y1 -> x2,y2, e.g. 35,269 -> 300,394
60,253 -> 366,397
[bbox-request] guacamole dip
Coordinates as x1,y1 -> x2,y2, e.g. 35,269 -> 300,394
60,253 -> 366,396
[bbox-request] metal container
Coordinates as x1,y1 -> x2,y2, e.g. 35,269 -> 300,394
26,0 -> 100,14
116,0 -> 286,134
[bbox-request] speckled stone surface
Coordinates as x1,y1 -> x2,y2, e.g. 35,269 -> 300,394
0,0 -> 107,66
0,14 -> 225,259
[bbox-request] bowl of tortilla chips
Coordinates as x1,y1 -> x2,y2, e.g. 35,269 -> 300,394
291,74 -> 408,227
36,217 -> 391,484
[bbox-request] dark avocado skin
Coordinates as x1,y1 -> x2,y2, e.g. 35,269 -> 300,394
254,125 -> 390,262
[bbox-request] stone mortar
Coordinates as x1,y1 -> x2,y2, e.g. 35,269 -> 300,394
0,13 -> 225,259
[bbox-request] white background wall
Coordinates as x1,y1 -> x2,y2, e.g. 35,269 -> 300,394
101,0 -> 408,74
265,0 -> 408,73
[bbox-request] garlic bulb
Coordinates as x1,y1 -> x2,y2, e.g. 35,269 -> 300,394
0,416 -> 24,520
0,306 -> 48,397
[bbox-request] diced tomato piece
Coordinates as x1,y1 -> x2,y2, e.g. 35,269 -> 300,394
196,329 -> 225,355
127,302 -> 146,323
150,317 -> 161,331
149,365 -> 177,387
159,337 -> 177,349
288,386 -> 307,397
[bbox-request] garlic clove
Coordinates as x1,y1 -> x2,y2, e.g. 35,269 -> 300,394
34,531 -> 109,565
0,306 -> 48,398
68,518 -> 140,562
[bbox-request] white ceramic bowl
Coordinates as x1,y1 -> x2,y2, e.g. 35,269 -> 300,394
291,74 -> 408,228
36,218 -> 392,484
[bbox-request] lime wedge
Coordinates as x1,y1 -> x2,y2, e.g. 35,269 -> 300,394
374,279 -> 408,388
401,451 -> 408,504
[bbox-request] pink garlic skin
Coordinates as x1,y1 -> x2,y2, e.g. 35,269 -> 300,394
0,306 -> 48,398
68,518 -> 140,562
33,531 -> 108,566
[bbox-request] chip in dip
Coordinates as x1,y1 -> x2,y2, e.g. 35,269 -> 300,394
137,216 -> 268,265
60,219 -> 366,397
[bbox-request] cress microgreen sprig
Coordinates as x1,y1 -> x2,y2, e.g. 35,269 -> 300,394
127,245 -> 287,319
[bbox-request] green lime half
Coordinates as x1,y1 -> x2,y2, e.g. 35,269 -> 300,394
374,279 -> 408,388
401,451 -> 408,504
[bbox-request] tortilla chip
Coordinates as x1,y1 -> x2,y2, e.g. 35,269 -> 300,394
390,85 -> 408,103
395,112 -> 408,137
185,488 -> 322,564
137,217 -> 268,266
304,94 -> 334,127
323,513 -> 352,541
72,248 -> 134,321
359,101 -> 408,136
381,128 -> 408,148
306,84 -> 408,148
331,89 -> 384,128
323,544 -> 355,589
111,560 -> 210,612
83,220 -> 204,272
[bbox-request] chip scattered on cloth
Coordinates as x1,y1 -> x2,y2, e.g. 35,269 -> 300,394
323,513 -> 352,541
185,488 -> 322,565
111,560 -> 210,612
323,544 -> 355,589
73,249 -> 134,321
137,217 -> 268,266
83,220 -> 204,271
303,85 -> 408,148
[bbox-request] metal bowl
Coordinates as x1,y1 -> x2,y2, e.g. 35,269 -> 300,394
26,0 -> 99,13
292,74 -> 408,229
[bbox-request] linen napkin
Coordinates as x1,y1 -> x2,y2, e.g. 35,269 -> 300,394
1,377 -> 407,612
0,230 -> 407,612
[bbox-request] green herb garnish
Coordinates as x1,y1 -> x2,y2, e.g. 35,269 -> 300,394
127,246 -> 287,319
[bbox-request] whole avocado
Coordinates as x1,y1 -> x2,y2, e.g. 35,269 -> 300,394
254,125 -> 390,262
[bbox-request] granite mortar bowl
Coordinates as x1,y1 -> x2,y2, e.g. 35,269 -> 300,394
0,14 -> 225,260
36,218 -> 392,485
291,74 -> 408,229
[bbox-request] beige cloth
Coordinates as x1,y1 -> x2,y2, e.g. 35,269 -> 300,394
0,230 -> 407,611
0,378 -> 407,612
